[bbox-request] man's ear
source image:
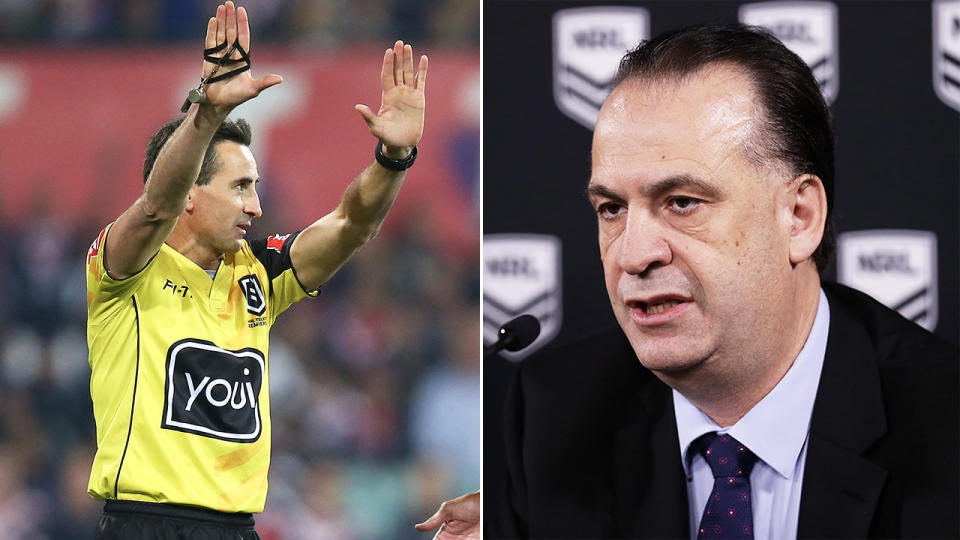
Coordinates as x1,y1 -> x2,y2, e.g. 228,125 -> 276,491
788,173 -> 827,265
184,188 -> 196,214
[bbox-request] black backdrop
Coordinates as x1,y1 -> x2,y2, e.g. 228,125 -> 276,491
483,0 -> 959,520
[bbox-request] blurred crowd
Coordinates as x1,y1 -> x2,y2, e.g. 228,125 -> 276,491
0,1 -> 479,538
0,0 -> 479,46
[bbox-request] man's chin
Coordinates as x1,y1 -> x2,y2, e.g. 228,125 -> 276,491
225,238 -> 244,252
211,240 -> 243,259
624,333 -> 713,375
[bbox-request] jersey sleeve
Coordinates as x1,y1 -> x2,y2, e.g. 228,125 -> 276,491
248,231 -> 320,323
86,222 -> 157,324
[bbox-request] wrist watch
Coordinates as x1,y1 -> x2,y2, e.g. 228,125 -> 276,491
375,142 -> 418,171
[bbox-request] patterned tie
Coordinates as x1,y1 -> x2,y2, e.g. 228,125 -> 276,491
695,433 -> 759,539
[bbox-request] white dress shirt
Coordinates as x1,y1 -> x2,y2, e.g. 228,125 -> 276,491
673,289 -> 830,540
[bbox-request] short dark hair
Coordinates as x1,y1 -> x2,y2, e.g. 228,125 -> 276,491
612,23 -> 835,269
142,117 -> 253,186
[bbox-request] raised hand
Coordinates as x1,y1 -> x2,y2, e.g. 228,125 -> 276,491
356,41 -> 428,158
199,1 -> 282,111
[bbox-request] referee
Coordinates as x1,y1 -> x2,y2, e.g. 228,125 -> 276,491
84,2 -> 427,538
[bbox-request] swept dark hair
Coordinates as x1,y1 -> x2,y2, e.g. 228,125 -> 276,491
142,117 -> 253,186
613,23 -> 835,269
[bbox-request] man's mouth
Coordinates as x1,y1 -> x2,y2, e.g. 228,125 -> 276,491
626,295 -> 693,321
642,299 -> 684,315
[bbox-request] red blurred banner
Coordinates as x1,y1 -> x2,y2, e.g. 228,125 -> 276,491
0,46 -> 479,254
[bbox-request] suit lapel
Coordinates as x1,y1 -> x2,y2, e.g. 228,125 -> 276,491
798,288 -> 889,538
614,381 -> 689,539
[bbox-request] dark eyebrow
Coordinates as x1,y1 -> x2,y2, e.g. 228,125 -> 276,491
644,174 -> 722,200
587,174 -> 723,202
586,183 -> 623,202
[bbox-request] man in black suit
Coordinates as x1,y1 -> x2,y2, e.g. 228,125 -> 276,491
488,24 -> 958,539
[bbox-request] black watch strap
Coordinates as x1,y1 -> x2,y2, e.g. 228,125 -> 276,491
375,142 -> 418,171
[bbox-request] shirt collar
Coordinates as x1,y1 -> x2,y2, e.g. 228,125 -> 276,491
674,288 -> 830,480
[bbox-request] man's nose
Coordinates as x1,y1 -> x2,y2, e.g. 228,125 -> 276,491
245,190 -> 263,218
617,210 -> 672,276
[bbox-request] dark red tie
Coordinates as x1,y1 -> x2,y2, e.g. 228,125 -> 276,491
695,433 -> 759,539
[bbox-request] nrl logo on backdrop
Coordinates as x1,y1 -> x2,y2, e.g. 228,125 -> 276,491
739,1 -> 839,104
553,6 -> 649,130
483,234 -> 562,361
837,230 -> 938,332
934,0 -> 960,111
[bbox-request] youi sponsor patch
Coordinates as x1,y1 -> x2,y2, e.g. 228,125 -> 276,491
162,339 -> 265,442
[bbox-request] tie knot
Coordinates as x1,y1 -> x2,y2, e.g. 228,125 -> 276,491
697,433 -> 758,479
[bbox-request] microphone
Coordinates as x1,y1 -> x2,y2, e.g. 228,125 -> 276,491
484,314 -> 541,358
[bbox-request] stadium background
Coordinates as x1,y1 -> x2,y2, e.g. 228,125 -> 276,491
484,0 -> 959,517
0,1 -> 478,538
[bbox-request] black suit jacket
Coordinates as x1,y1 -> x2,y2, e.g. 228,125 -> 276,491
489,283 -> 959,539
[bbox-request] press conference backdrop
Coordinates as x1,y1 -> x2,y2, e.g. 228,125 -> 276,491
483,0 -> 959,511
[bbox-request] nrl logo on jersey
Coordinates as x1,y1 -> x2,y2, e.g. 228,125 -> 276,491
739,1 -> 839,104
162,339 -> 265,442
238,274 -> 266,316
483,234 -> 562,360
934,0 -> 960,111
553,6 -> 648,130
837,230 -> 939,332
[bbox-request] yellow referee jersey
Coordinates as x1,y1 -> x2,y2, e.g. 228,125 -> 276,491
85,223 -> 317,513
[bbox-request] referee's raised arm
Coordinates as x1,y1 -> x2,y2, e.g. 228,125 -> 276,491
104,1 -> 280,279
289,40 -> 428,291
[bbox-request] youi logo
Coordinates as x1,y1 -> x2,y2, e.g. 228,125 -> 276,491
162,339 -> 265,442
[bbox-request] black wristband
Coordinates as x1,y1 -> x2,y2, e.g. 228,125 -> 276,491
375,142 -> 417,171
